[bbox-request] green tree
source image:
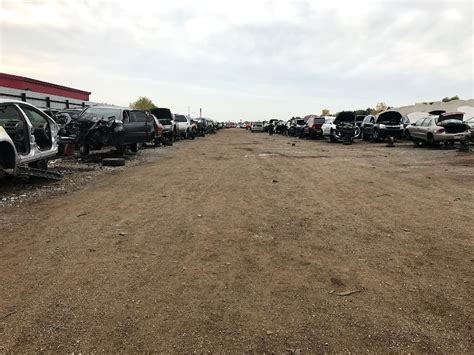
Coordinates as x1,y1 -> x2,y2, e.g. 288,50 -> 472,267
321,109 -> 330,116
130,96 -> 157,110
370,102 -> 388,114
442,95 -> 460,102
355,109 -> 369,116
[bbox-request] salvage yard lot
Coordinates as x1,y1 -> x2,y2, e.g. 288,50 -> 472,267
0,129 -> 472,352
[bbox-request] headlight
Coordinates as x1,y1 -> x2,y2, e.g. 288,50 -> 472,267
379,124 -> 386,129
399,124 -> 404,129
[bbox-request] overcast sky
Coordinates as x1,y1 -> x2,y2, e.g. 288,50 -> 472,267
1,0 -> 472,120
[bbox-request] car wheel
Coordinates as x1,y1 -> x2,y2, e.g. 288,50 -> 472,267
116,145 -> 125,156
427,133 -> 434,145
79,145 -> 90,156
372,129 -> 379,142
130,143 -> 138,153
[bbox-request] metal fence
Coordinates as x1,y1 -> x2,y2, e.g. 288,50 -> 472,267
0,91 -> 90,110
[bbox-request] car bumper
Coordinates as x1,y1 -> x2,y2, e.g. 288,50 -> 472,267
434,131 -> 471,141
379,128 -> 404,138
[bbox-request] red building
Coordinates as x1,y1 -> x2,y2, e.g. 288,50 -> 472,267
0,72 -> 91,109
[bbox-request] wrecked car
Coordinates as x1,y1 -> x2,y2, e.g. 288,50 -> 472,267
329,111 -> 360,143
174,114 -> 193,139
150,107 -> 176,142
361,110 -> 405,141
408,112 -> 471,146
0,100 -> 59,175
61,106 -> 155,155
302,115 -> 325,139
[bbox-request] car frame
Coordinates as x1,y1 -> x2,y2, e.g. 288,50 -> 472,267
0,99 -> 59,174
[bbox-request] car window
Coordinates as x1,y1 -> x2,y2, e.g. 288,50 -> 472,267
421,118 -> 432,126
175,115 -> 187,122
0,104 -> 24,124
129,111 -> 148,122
415,118 -> 426,126
82,107 -> 121,120
20,105 -> 49,127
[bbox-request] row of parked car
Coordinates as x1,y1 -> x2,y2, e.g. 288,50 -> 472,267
248,109 -> 473,146
0,99 -> 223,178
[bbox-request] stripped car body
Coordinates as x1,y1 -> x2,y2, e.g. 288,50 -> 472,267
0,100 -> 59,175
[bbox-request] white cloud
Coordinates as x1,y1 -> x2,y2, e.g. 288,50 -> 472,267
0,0 -> 472,119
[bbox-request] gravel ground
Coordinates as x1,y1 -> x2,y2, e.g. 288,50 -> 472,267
0,130 -> 472,352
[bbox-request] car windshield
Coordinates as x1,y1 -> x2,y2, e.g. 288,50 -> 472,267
81,107 -> 121,120
296,120 -> 305,125
175,115 -> 187,122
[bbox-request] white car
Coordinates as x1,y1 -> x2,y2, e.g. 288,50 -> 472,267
407,112 -> 470,145
251,122 -> 264,132
322,116 -> 335,136
0,100 -> 59,175
174,114 -> 192,139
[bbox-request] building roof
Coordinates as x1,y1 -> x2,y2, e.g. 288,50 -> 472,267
0,73 -> 91,101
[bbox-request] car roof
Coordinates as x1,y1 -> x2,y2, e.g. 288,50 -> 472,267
87,105 -> 127,110
0,99 -> 39,106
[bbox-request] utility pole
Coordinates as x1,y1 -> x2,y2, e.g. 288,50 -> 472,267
200,108 -> 202,118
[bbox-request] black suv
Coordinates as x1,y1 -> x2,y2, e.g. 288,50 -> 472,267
361,110 -> 404,141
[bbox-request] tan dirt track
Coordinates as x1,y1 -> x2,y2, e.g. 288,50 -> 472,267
0,129 -> 473,352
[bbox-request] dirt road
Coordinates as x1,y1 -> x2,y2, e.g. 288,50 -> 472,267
0,129 -> 472,352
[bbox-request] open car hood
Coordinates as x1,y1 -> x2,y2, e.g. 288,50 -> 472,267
376,110 -> 402,124
334,111 -> 356,124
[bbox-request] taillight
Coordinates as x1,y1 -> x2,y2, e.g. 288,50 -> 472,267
437,128 -> 445,134
313,124 -> 321,129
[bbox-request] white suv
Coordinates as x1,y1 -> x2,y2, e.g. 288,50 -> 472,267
251,122 -> 264,132
174,114 -> 192,139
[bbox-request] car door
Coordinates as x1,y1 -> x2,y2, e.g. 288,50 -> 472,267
419,117 -> 434,140
409,118 -> 425,139
125,110 -> 151,143
0,104 -> 30,156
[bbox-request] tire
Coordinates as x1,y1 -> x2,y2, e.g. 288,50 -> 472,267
372,129 -> 379,142
329,130 -> 337,143
116,145 -> 125,156
130,143 -> 138,153
427,133 -> 434,145
102,158 -> 125,167
79,145 -> 90,156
